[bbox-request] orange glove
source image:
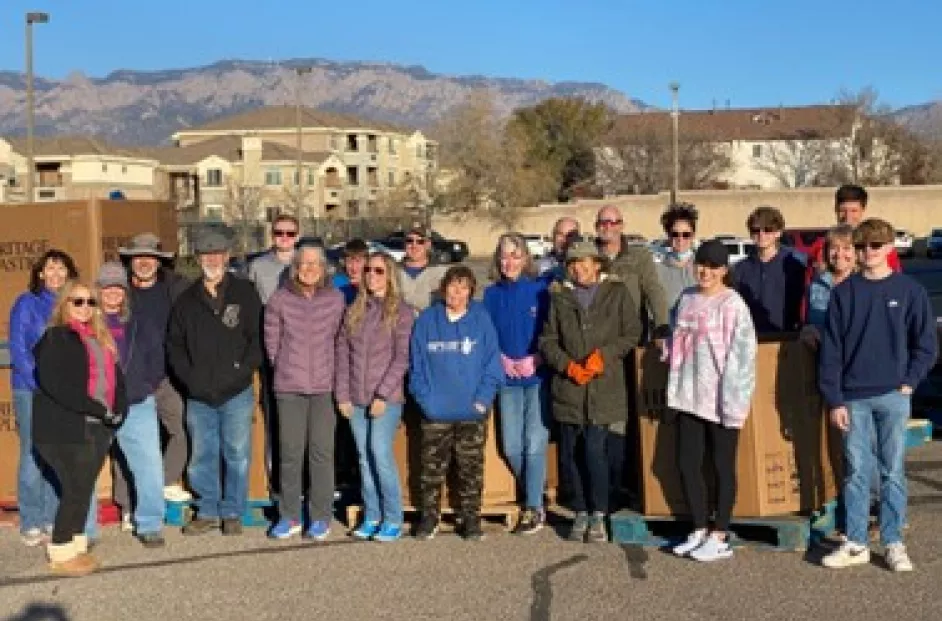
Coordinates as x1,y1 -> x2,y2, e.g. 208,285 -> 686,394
566,361 -> 593,386
584,349 -> 604,377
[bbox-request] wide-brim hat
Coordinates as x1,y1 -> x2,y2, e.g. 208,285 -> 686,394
194,229 -> 232,255
119,232 -> 174,260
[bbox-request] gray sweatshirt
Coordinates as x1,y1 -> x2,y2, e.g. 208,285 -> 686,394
655,258 -> 697,317
399,264 -> 448,312
248,250 -> 292,305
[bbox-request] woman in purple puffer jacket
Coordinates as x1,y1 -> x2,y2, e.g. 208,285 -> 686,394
336,252 -> 414,542
264,245 -> 345,541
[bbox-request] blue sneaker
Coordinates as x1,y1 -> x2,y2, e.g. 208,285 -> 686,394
373,523 -> 403,543
305,520 -> 330,541
351,520 -> 380,540
269,519 -> 302,540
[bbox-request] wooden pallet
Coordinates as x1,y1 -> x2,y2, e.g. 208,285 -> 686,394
609,508 -> 812,552
345,503 -> 520,531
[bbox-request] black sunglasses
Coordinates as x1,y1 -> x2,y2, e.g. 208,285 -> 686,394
273,230 -> 298,238
405,237 -> 426,245
364,266 -> 387,275
854,241 -> 886,251
748,226 -> 778,235
69,297 -> 97,307
669,231 -> 694,239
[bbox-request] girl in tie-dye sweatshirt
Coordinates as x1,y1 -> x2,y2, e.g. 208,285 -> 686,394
663,239 -> 757,563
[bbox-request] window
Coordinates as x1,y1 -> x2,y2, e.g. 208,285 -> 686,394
367,166 -> 378,187
752,144 -> 762,158
308,169 -> 316,186
389,138 -> 397,155
330,135 -> 340,151
121,165 -> 128,174
205,206 -> 223,221
416,144 -> 424,158
388,170 -> 396,186
346,166 -> 359,186
367,200 -> 376,214
265,169 -> 282,186
205,168 -> 223,187
347,200 -> 360,217
101,163 -> 108,173
346,134 -> 359,152
367,135 -> 378,153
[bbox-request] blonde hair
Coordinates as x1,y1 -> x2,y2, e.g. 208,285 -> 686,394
345,252 -> 405,335
99,285 -> 131,323
49,280 -> 118,354
489,232 -> 536,281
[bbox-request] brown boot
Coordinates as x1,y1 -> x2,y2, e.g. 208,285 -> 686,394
47,541 -> 98,577
72,535 -> 102,571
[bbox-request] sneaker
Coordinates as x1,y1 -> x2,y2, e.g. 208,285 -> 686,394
587,512 -> 608,543
351,520 -> 380,540
21,528 -> 45,547
460,518 -> 484,542
568,512 -> 589,542
672,529 -> 708,557
373,523 -> 403,543
221,518 -> 243,536
269,519 -> 302,540
121,513 -> 134,533
304,520 -> 330,541
690,533 -> 734,562
513,509 -> 545,536
885,543 -> 914,572
414,515 -> 439,541
182,517 -> 218,536
822,542 -> 870,569
138,532 -> 166,548
163,484 -> 192,502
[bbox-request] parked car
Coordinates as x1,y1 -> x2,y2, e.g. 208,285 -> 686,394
623,233 -> 647,246
717,237 -> 755,265
895,229 -> 914,258
523,234 -> 552,259
927,229 -> 942,259
383,230 -> 469,263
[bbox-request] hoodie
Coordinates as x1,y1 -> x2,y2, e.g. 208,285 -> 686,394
482,275 -> 550,387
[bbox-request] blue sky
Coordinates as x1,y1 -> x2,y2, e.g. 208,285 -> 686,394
2,0 -> 939,110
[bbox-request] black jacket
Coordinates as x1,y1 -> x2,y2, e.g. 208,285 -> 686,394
32,327 -> 129,445
167,274 -> 263,406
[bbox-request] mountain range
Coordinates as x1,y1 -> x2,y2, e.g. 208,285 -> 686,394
0,58 -> 646,146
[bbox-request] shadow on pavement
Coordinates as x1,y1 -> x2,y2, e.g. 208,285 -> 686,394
529,554 -> 588,621
3,603 -> 70,621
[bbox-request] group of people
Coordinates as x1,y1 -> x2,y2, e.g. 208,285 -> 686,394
8,183 -> 936,577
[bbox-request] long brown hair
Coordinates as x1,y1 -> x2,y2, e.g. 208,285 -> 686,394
345,252 -> 404,335
49,281 -> 117,354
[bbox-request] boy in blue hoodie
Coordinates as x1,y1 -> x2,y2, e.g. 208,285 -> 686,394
409,266 -> 503,541
819,218 -> 936,573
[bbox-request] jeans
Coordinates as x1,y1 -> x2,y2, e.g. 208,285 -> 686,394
186,387 -> 255,520
843,390 -> 910,546
13,389 -> 58,532
498,384 -> 549,509
113,397 -> 165,534
349,403 -> 403,525
558,423 -> 609,514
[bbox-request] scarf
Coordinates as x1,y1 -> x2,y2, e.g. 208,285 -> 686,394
68,320 -> 116,410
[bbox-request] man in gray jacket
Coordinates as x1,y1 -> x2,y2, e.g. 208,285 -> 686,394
399,224 -> 448,311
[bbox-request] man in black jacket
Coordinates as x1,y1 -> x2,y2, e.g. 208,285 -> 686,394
168,230 -> 263,536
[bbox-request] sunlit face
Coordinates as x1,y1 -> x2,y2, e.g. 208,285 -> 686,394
364,255 -> 389,296
855,238 -> 891,271
668,221 -> 695,253
696,263 -> 728,291
444,278 -> 472,313
499,242 -> 526,281
836,201 -> 865,227
748,224 -> 781,250
826,238 -> 856,275
199,251 -> 228,282
100,286 -> 126,314
272,220 -> 299,251
595,207 -> 623,244
568,257 -> 601,286
553,220 -> 579,253
296,248 -> 324,287
344,253 -> 368,285
67,285 -> 96,324
130,256 -> 159,284
405,234 -> 430,264
41,258 -> 69,292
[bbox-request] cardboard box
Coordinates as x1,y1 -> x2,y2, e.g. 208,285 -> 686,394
637,338 -> 840,518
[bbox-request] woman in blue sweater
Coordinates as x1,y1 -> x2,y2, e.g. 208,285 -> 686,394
483,233 -> 551,535
409,266 -> 503,541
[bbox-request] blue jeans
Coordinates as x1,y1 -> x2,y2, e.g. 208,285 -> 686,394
186,388 -> 255,520
349,403 -> 403,525
114,397 -> 165,534
13,389 -> 58,532
843,391 -> 910,546
559,423 -> 609,514
498,384 -> 550,509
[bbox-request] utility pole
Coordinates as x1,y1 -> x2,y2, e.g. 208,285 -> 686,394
295,66 -> 311,217
25,11 -> 49,203
669,82 -> 680,204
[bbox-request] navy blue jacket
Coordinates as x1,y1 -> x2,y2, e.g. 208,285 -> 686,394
483,275 -> 550,388
118,315 -> 167,405
819,272 -> 937,408
733,248 -> 806,333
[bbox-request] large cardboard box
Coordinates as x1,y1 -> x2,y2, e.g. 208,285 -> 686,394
637,338 -> 840,518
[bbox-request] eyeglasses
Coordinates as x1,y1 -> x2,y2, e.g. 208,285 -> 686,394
596,219 -> 623,227
69,297 -> 97,307
273,230 -> 298,238
405,237 -> 426,245
669,231 -> 693,239
748,227 -> 778,235
364,266 -> 386,276
854,241 -> 887,251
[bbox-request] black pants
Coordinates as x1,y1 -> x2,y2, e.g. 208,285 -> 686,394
559,423 -> 609,514
676,411 -> 740,532
36,423 -> 113,545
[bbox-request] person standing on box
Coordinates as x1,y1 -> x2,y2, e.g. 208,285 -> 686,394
168,230 -> 263,537
539,241 -> 642,544
264,245 -> 346,541
819,218 -> 936,573
665,240 -> 757,562
409,266 -> 503,542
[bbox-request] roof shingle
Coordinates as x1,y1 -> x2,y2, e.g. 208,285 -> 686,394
178,105 -> 409,135
140,135 -> 334,166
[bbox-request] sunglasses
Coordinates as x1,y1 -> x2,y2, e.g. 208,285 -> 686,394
854,241 -> 887,251
69,297 -> 97,307
273,230 -> 298,238
669,231 -> 693,239
596,219 -> 623,227
405,237 -> 426,245
364,266 -> 387,276
748,227 -> 778,235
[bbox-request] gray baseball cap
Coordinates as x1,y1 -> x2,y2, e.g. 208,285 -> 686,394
194,229 -> 232,254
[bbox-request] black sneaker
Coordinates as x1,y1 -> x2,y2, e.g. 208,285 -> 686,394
460,518 -> 484,542
182,518 -> 218,536
221,518 -> 243,536
414,515 -> 439,541
513,509 -> 545,536
138,532 -> 166,548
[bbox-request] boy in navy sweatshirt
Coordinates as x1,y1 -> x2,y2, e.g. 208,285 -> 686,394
819,218 -> 936,572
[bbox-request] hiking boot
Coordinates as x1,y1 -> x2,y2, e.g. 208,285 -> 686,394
182,517 -> 218,536
459,518 -> 484,542
587,512 -> 608,543
822,542 -> 870,569
47,542 -> 97,578
568,512 -> 589,542
138,532 -> 166,548
513,509 -> 545,536
885,543 -> 914,572
221,518 -> 243,536
414,515 -> 439,541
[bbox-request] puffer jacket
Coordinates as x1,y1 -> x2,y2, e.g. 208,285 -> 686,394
9,288 -> 57,391
335,297 -> 414,406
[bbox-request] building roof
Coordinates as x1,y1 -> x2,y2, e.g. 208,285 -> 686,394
178,105 -> 409,135
5,135 -> 148,159
608,104 -> 858,143
141,135 -> 334,167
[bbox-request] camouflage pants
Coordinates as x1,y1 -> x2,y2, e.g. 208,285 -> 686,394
420,420 -> 486,521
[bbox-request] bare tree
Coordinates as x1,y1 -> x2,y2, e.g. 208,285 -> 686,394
223,180 -> 264,253
752,133 -> 830,188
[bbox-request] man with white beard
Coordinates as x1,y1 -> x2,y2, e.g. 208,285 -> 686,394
167,229 -> 263,536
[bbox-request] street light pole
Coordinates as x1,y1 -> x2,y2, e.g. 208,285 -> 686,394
294,66 -> 311,217
669,82 -> 680,204
25,11 -> 49,203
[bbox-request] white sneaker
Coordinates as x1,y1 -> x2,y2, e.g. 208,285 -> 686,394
672,529 -> 707,557
822,542 -> 870,569
689,533 -> 734,562
163,484 -> 192,502
21,527 -> 45,547
885,543 -> 914,572
121,512 -> 134,533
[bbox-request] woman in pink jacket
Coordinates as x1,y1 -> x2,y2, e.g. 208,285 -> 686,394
336,252 -> 414,542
